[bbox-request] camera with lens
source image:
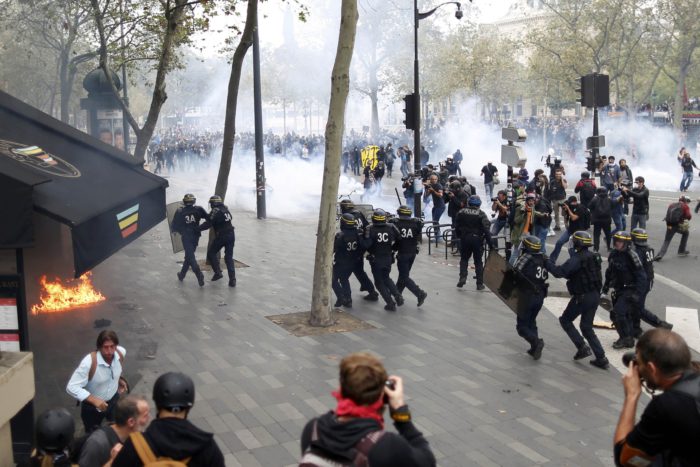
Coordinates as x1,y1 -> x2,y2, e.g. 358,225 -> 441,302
622,351 -> 637,367
383,379 -> 395,404
491,197 -> 498,202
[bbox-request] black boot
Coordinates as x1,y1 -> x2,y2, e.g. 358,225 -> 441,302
395,295 -> 405,306
612,337 -> 635,349
177,271 -> 185,282
658,320 -> 673,330
573,344 -> 592,360
531,339 -> 544,360
229,277 -> 236,287
334,299 -> 342,307
211,272 -> 224,281
417,290 -> 428,307
196,272 -> 205,287
590,357 -> 610,370
457,276 -> 466,288
363,293 -> 379,301
384,302 -> 397,312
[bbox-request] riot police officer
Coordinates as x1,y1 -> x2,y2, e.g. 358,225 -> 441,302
630,228 -> 673,335
200,195 -> 236,287
602,231 -> 647,349
512,235 -> 548,359
546,231 -> 609,369
361,209 -> 403,311
339,199 -> 378,300
390,205 -> 428,306
332,213 -> 363,308
455,195 -> 494,290
171,193 -> 206,286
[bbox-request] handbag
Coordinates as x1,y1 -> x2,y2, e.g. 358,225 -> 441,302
493,175 -> 500,185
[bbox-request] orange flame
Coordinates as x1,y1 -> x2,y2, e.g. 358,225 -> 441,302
31,272 -> 106,315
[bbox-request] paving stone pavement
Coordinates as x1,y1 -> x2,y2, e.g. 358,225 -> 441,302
27,186 -> 641,466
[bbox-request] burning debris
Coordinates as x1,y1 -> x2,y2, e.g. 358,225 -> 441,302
31,272 -> 106,314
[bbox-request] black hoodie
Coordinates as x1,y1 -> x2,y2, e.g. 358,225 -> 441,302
112,417 -> 224,467
300,411 -> 436,467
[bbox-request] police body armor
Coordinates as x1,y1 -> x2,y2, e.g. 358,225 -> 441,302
608,249 -> 642,291
516,253 -> 549,296
173,205 -> 207,238
209,205 -> 234,234
367,224 -> 399,262
456,207 -> 486,237
634,245 -> 655,284
390,218 -> 423,255
334,229 -> 363,266
567,250 -> 602,295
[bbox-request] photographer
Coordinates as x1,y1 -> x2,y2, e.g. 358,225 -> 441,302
424,174 -> 445,238
300,352 -> 435,467
548,169 -> 568,231
614,329 -> 700,466
491,190 -> 509,236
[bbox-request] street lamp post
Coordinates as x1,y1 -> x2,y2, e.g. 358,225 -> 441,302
413,0 -> 465,219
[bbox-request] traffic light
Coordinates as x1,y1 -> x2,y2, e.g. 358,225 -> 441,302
403,93 -> 417,130
575,75 -> 595,108
586,155 -> 597,172
594,74 -> 610,107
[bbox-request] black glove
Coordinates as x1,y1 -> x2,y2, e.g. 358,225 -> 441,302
601,286 -> 609,295
629,293 -> 640,304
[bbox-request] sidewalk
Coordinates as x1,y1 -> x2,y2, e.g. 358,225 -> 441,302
29,175 -> 632,466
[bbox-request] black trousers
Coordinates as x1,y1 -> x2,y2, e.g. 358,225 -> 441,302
332,264 -> 353,303
207,230 -> 236,278
180,235 -> 202,277
352,259 -> 376,294
370,259 -> 400,306
396,253 -> 421,297
80,391 -> 119,433
459,234 -> 484,285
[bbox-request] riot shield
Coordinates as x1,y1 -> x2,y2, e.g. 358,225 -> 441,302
483,251 -> 538,316
166,201 -> 184,254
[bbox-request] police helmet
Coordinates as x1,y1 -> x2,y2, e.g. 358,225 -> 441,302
448,175 -> 459,183
630,228 -> 648,246
153,372 -> 195,411
596,187 -> 608,196
468,195 -> 482,207
521,235 -> 542,254
449,180 -> 462,191
612,230 -> 632,247
372,209 -> 387,224
339,199 -> 355,213
35,408 -> 74,453
340,213 -> 357,228
581,171 -> 590,179
209,195 -> 223,206
518,168 -> 529,177
571,231 -> 593,249
397,205 -> 412,218
182,193 -> 196,206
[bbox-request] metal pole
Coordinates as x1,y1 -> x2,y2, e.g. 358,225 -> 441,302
413,0 -> 422,219
253,17 -> 266,219
592,106 -> 599,163
119,0 -> 130,153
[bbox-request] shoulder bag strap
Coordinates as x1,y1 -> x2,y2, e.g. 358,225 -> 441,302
130,432 -> 157,464
88,352 -> 97,381
353,430 -> 386,467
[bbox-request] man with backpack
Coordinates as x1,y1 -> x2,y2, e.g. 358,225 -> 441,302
76,395 -> 150,467
299,352 -> 436,467
67,330 -> 126,433
655,196 -> 692,261
574,171 -> 597,208
589,187 -> 613,253
113,372 -> 224,466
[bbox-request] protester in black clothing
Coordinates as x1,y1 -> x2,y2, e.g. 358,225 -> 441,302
621,176 -> 649,229
113,372 -> 224,466
589,187 -> 613,252
614,329 -> 700,466
424,174 -> 445,238
300,352 -> 436,467
481,162 -> 498,200
453,149 -> 463,175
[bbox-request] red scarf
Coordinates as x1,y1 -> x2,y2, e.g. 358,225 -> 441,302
332,390 -> 384,428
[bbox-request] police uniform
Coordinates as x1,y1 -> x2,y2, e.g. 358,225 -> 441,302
332,216 -> 363,307
513,236 -> 548,359
361,210 -> 403,311
603,232 -> 647,349
171,195 -> 207,286
390,208 -> 428,306
201,197 -> 236,287
340,202 -> 378,300
546,232 -> 609,368
631,230 -> 672,335
455,197 -> 493,290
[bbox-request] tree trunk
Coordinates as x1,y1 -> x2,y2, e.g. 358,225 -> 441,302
214,0 -> 257,201
673,62 -> 689,130
59,49 -> 72,123
309,0 -> 358,327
